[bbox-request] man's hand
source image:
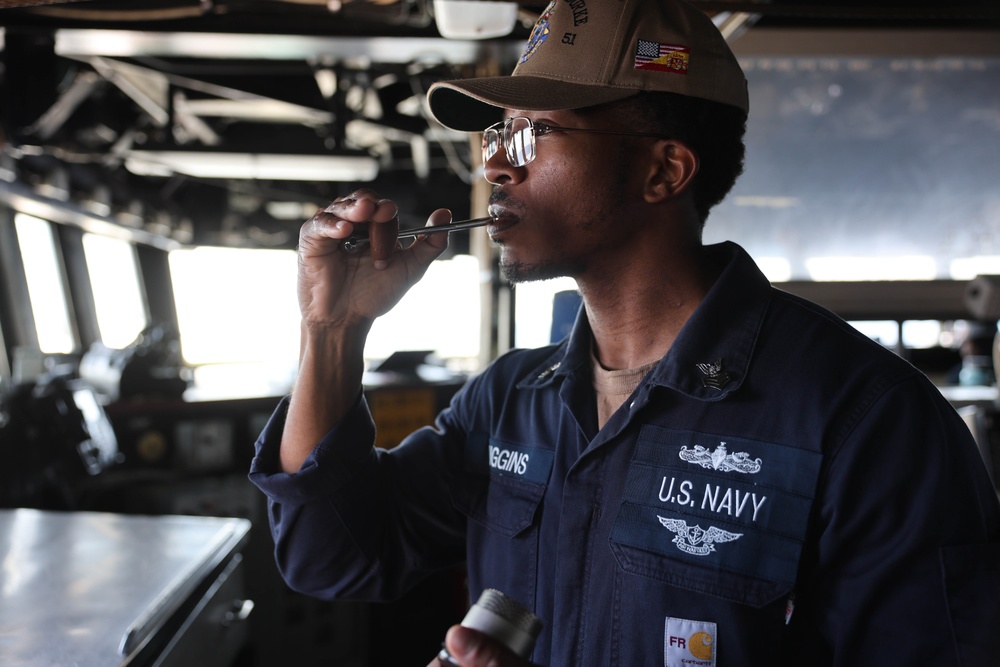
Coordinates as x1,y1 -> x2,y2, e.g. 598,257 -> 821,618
430,626 -> 539,667
279,188 -> 451,473
296,188 -> 451,330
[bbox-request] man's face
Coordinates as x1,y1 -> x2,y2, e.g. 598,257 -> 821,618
484,106 -> 649,284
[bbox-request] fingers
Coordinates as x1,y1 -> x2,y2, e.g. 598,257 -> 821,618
321,189 -> 398,226
393,208 -> 451,270
426,207 -> 455,230
368,212 -> 399,269
302,191 -> 454,271
417,208 -> 455,247
303,190 -> 398,251
443,626 -> 532,667
325,191 -> 400,268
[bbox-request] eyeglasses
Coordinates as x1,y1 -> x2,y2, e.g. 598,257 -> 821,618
482,116 -> 669,168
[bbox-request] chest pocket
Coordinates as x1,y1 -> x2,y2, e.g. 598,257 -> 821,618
451,433 -> 553,607
453,471 -> 546,537
451,432 -> 554,534
609,425 -> 822,607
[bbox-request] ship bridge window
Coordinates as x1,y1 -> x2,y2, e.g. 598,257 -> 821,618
81,233 -> 148,349
14,214 -> 75,355
706,46 -> 1000,282
168,246 -> 300,397
168,246 -> 480,397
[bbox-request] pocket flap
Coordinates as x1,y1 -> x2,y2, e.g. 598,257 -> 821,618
451,433 -> 553,537
453,472 -> 546,538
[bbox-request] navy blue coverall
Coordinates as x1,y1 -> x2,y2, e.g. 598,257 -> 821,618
251,241 -> 1000,666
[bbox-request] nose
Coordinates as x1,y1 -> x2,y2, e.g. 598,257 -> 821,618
483,143 -> 526,186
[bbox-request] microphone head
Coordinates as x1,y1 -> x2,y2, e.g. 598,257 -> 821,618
459,589 -> 543,659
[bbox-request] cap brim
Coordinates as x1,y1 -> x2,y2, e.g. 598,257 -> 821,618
428,76 -> 640,132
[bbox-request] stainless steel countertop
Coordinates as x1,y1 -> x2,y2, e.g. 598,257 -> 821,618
0,509 -> 250,667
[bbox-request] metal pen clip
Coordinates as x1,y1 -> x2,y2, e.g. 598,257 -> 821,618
340,215 -> 494,253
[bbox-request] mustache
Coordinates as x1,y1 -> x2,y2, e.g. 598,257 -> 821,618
488,187 -> 522,213
488,187 -> 508,207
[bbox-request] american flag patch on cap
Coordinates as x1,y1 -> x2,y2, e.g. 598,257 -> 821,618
634,39 -> 690,74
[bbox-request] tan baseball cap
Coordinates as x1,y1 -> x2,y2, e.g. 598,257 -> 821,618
427,0 -> 749,132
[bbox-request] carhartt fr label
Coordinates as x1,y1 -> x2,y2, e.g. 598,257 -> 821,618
665,617 -> 716,667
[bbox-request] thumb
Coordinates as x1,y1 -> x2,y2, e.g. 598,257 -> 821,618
443,625 -> 536,667
444,625 -> 492,665
445,625 -> 479,660
408,207 -> 452,254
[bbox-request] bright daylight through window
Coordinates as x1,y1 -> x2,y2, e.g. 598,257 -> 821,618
162,50 -> 1000,370
168,246 -> 480,397
14,213 -> 75,355
82,233 -> 148,349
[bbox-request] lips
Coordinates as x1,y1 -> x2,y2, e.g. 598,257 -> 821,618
487,203 -> 519,238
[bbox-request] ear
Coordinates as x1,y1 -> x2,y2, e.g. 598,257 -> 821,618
643,140 -> 699,204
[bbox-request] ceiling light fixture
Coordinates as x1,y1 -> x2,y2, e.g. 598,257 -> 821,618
124,150 -> 379,181
433,0 -> 519,40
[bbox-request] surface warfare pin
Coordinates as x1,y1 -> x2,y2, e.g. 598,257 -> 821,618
696,358 -> 731,390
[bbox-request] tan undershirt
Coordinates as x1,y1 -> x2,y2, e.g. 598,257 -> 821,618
592,351 -> 659,429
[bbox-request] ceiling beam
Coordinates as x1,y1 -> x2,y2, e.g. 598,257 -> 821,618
55,29 -> 523,63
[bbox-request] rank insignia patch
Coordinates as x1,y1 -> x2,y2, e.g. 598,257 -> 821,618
696,358 -> 732,390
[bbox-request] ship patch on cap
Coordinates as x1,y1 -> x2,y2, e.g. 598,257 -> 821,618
634,39 -> 690,74
520,0 -> 556,65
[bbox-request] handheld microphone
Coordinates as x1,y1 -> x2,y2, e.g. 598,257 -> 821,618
437,588 -> 543,665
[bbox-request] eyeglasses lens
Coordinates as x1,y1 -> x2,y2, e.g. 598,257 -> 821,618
483,129 -> 500,164
482,118 -> 536,168
507,117 -> 534,167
